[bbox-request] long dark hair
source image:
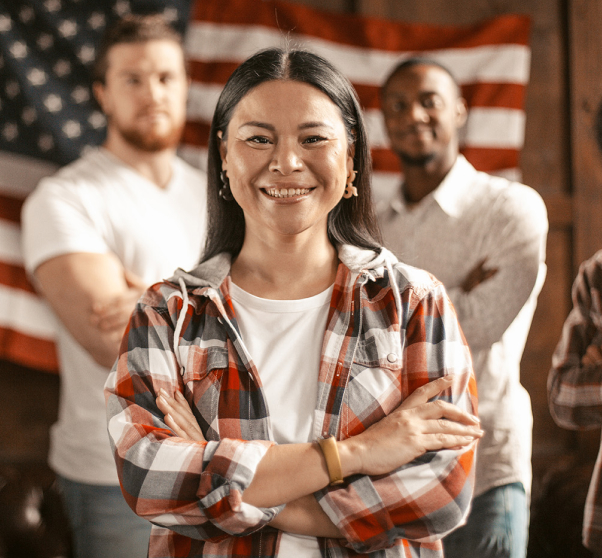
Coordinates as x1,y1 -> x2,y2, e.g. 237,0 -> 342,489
202,48 -> 382,262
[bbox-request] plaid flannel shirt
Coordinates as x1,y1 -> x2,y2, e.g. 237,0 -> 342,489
549,249 -> 602,554
105,245 -> 477,558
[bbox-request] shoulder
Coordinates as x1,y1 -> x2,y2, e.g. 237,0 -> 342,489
390,259 -> 442,298
477,171 -> 546,217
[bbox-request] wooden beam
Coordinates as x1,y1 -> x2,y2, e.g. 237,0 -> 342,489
569,0 -> 602,266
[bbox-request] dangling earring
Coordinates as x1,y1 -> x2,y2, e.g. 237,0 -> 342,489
219,170 -> 234,201
343,170 -> 358,199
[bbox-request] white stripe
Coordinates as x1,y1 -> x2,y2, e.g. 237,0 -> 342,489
177,145 -> 209,172
0,219 -> 24,265
185,22 -> 531,85
187,82 -> 525,150
462,107 -> 526,148
0,151 -> 58,198
0,283 -> 57,339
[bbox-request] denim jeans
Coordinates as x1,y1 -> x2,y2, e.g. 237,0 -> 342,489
443,482 -> 529,558
57,475 -> 151,558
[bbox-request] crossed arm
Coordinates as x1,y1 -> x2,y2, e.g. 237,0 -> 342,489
156,376 -> 482,538
34,252 -> 147,368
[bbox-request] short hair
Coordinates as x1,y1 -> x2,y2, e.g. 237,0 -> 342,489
92,14 -> 184,84
202,47 -> 382,262
381,57 -> 461,97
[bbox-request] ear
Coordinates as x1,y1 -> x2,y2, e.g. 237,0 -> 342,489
93,82 -> 108,114
456,97 -> 468,128
217,130 -> 228,170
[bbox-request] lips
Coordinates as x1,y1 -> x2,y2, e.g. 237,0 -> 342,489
265,187 -> 312,198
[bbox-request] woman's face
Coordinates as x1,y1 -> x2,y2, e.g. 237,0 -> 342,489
219,79 -> 354,242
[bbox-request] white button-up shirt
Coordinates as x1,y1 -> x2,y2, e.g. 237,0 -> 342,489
378,155 -> 548,496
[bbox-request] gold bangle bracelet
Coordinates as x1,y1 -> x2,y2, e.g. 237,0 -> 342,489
317,436 -> 345,485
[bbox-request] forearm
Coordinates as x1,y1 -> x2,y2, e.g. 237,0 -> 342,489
270,495 -> 343,538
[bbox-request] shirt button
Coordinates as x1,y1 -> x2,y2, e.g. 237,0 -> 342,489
387,353 -> 397,363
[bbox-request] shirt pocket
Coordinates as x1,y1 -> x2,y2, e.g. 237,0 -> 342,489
341,329 -> 404,437
181,344 -> 229,440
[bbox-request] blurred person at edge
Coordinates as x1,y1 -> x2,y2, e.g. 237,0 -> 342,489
378,58 -> 548,558
104,47 -> 482,558
548,104 -> 602,558
21,14 -> 207,558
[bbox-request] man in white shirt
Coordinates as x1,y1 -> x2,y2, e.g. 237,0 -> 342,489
21,15 -> 207,558
378,58 -> 548,558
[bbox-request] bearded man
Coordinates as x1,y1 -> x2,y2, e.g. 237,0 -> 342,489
21,15 -> 207,558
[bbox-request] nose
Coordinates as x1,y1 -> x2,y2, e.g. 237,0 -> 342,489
141,77 -> 163,104
408,102 -> 428,123
268,138 -> 303,175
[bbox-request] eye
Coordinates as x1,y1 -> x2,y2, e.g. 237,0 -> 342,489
160,74 -> 174,84
302,135 -> 327,145
246,136 -> 272,145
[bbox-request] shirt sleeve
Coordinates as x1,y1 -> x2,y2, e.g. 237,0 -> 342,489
445,184 -> 548,352
21,176 -> 110,274
104,283 -> 282,542
316,282 -> 478,553
548,253 -> 602,429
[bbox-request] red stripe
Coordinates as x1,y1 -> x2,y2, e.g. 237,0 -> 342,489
461,83 -> 526,111
371,147 -> 520,174
190,0 -> 530,50
0,193 -> 24,224
182,121 -> 210,148
0,326 -> 58,373
0,261 -> 36,294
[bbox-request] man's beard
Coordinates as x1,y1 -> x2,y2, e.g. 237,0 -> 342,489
398,151 -> 436,167
112,117 -> 184,152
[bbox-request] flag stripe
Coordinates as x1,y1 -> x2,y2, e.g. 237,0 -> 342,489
190,0 -> 530,51
0,194 -> 24,224
0,326 -> 58,372
186,22 -> 531,85
0,283 -> 57,339
0,261 -> 36,295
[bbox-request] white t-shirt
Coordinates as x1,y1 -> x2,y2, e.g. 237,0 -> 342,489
21,147 -> 207,485
229,280 -> 333,558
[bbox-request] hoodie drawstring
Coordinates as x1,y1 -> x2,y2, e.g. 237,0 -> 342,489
173,277 -> 189,375
385,258 -> 403,323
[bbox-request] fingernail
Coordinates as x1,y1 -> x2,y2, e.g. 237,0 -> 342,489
175,391 -> 185,400
159,388 -> 169,398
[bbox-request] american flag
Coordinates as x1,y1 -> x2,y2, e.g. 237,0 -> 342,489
0,0 -> 530,373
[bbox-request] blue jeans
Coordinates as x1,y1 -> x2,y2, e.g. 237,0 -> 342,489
443,482 -> 529,558
57,475 -> 151,558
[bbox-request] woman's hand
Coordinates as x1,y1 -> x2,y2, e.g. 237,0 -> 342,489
338,375 -> 482,477
156,389 -> 206,442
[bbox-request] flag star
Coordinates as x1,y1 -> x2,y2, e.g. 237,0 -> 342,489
71,86 -> 89,103
88,12 -> 105,30
77,44 -> 95,64
10,41 -> 28,59
27,68 -> 48,86
3,123 -> 19,142
44,0 -> 61,13
53,59 -> 71,77
62,120 -> 82,138
0,15 -> 12,32
44,94 -> 63,113
6,80 -> 20,99
38,134 -> 54,152
22,106 -> 38,125
19,6 -> 35,23
37,33 -> 54,50
114,0 -> 131,17
58,19 -> 78,39
88,111 -> 106,129
163,7 -> 178,22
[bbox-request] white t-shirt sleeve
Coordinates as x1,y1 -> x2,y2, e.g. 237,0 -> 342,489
21,177 -> 111,274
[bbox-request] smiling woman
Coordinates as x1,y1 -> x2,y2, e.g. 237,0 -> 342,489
104,47 -> 482,558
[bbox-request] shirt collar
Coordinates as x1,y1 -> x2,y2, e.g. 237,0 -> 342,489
395,155 -> 477,218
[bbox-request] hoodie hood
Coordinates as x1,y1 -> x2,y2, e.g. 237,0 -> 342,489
170,245 -> 399,290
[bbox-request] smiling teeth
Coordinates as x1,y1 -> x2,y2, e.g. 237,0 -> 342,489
266,188 -> 310,198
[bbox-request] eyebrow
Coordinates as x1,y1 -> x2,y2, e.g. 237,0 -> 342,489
239,121 -> 335,131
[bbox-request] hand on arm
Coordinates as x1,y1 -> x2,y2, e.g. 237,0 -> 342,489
460,258 -> 498,293
35,252 -> 146,368
156,376 -> 482,536
582,344 -> 602,367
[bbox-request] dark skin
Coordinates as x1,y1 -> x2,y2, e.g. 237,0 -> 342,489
381,63 -> 497,291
